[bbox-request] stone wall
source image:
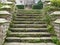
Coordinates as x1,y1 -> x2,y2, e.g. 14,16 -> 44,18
0,22 -> 9,45
54,19 -> 60,40
0,1 -> 16,45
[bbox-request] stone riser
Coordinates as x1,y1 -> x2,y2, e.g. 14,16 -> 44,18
9,28 -> 48,32
16,17 -> 42,19
10,24 -> 47,28
15,16 -> 42,18
10,29 -> 48,32
13,19 -> 53,22
8,34 -> 52,37
14,18 -> 42,20
17,14 -> 41,16
4,43 -> 56,45
6,39 -> 52,43
13,21 -> 46,24
15,16 -> 41,18
10,26 -> 47,28
13,19 -> 45,21
13,20 -> 45,21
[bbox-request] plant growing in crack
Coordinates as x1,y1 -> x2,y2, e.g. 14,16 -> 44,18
51,36 -> 60,45
6,30 -> 11,36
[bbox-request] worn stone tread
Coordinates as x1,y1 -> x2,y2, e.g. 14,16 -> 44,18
4,43 -> 56,45
15,16 -> 42,18
13,21 -> 46,24
11,24 -> 47,26
10,28 -> 47,30
11,24 -> 47,28
4,11 -> 56,45
6,37 -> 52,40
10,32 -> 50,35
14,18 -> 45,21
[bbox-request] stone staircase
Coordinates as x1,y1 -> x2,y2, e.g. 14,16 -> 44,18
4,14 -> 56,45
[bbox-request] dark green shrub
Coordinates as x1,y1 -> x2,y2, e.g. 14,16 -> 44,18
32,0 -> 43,9
16,5 -> 24,9
32,5 -> 42,9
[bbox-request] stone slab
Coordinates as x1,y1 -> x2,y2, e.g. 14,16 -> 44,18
1,5 -> 11,9
10,28 -> 47,30
1,2 -> 13,4
10,32 -> 50,35
0,18 -> 8,23
54,19 -> 60,24
0,11 -> 10,15
47,2 -> 51,5
51,11 -> 60,15
6,37 -> 52,40
4,43 -> 56,45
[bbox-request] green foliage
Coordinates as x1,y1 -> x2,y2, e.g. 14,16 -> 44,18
43,6 -> 52,13
47,25 -> 55,34
45,14 -> 55,34
6,30 -> 11,36
32,0 -> 43,9
50,0 -> 60,7
52,36 -> 59,44
44,6 -> 60,11
57,41 -> 60,45
16,5 -> 24,9
45,15 -> 51,25
0,3 -> 3,8
50,0 -> 57,6
52,39 -> 60,45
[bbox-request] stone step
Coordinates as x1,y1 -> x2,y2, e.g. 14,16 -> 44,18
8,32 -> 52,37
13,21 -> 46,24
13,18 -> 45,21
10,24 -> 47,28
10,28 -> 48,32
6,37 -> 52,43
4,42 -> 56,45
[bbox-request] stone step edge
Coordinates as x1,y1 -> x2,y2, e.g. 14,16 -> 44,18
10,28 -> 47,30
9,32 -> 50,35
6,37 -> 52,40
